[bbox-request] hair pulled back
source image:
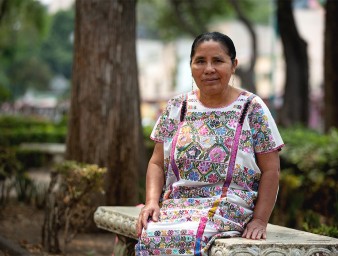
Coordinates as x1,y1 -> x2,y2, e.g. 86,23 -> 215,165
190,32 -> 236,65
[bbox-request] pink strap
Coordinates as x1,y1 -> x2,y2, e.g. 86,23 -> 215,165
194,94 -> 255,254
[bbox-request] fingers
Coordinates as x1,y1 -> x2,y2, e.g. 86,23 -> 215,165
242,227 -> 248,238
136,210 -> 149,237
152,208 -> 160,222
136,207 -> 160,237
242,219 -> 267,240
136,216 -> 143,237
242,226 -> 266,240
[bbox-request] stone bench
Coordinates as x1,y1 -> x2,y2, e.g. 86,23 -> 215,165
94,206 -> 338,256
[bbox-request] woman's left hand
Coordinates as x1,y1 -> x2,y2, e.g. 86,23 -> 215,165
242,218 -> 267,240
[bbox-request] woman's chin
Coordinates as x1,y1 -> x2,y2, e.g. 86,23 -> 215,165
199,85 -> 224,95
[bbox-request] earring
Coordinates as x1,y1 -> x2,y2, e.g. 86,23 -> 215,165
231,73 -> 235,87
191,78 -> 194,91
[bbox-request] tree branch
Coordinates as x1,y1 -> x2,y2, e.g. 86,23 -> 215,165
169,0 -> 200,37
229,0 -> 257,72
187,0 -> 208,33
0,0 -> 9,24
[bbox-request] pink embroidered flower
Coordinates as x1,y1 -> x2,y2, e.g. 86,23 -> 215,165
199,126 -> 209,135
167,123 -> 175,132
224,137 -> 232,148
188,230 -> 194,235
153,249 -> 161,255
210,147 -> 227,162
198,162 -> 211,174
154,237 -> 161,243
208,173 -> 218,183
143,238 -> 150,244
228,119 -> 237,128
240,134 -> 247,141
242,146 -> 251,153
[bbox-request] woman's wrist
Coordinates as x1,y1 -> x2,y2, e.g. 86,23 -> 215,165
252,214 -> 269,225
145,198 -> 160,205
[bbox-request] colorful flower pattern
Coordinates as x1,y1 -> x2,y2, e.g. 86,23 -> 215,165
137,90 -> 284,255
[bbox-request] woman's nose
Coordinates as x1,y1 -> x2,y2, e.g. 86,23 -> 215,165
204,62 -> 215,73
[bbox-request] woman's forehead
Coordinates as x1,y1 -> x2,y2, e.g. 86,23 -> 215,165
193,41 -> 230,57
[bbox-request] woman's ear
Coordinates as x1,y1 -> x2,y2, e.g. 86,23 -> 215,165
232,58 -> 238,72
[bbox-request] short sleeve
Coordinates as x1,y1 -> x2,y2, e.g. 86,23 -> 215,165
150,95 -> 184,143
248,96 -> 284,154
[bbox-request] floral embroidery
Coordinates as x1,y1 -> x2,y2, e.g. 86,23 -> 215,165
138,91 -> 284,255
248,99 -> 277,153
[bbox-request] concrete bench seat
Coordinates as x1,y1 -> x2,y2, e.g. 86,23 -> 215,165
94,206 -> 338,256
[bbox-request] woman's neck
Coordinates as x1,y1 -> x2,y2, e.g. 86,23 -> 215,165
197,85 -> 240,108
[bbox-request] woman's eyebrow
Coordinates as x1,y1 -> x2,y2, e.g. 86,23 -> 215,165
212,55 -> 225,59
193,56 -> 205,60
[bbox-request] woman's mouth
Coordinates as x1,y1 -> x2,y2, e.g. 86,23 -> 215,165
203,78 -> 219,82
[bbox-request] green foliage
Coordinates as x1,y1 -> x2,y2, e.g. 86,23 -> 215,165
0,115 -> 50,128
42,161 -> 107,253
55,161 -> 107,194
15,149 -> 52,169
0,1 -> 74,99
0,146 -> 21,180
40,8 -> 74,79
14,171 -> 35,202
138,0 -> 271,40
272,126 -> 338,237
0,146 -> 22,204
0,115 -> 67,146
0,0 -> 51,99
0,84 -> 10,103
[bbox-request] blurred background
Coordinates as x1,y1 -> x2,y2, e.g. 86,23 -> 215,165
0,0 -> 337,249
0,0 -> 329,129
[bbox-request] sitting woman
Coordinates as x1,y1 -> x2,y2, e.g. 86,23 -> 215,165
136,31 -> 284,256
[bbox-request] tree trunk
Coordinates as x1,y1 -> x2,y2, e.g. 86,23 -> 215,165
277,0 -> 309,126
324,0 -> 338,131
67,0 -> 144,206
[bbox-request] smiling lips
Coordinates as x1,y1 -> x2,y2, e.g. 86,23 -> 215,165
203,77 -> 219,83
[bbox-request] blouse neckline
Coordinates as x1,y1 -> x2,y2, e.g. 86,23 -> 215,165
190,89 -> 247,110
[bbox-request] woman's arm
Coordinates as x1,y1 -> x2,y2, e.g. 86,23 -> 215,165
136,142 -> 165,237
242,150 -> 280,240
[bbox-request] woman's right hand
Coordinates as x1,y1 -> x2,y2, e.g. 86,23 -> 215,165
136,202 -> 160,237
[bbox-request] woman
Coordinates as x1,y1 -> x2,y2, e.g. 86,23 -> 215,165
136,32 -> 284,256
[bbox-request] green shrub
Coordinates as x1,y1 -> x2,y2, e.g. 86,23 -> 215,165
272,126 -> 338,237
0,115 -> 67,146
0,147 -> 22,205
42,161 -> 107,253
0,115 -> 50,129
16,149 -> 53,169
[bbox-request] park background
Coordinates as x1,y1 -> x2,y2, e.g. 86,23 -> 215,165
0,0 -> 337,255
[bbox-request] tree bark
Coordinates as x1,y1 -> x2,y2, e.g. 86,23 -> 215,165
324,0 -> 338,131
277,0 -> 309,126
67,0 -> 144,205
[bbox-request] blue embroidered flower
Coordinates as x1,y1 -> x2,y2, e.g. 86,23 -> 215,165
188,171 -> 199,181
248,169 -> 255,175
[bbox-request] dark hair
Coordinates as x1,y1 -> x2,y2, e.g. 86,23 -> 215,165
190,32 -> 236,65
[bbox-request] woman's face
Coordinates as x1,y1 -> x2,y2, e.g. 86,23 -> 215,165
191,40 -> 237,96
